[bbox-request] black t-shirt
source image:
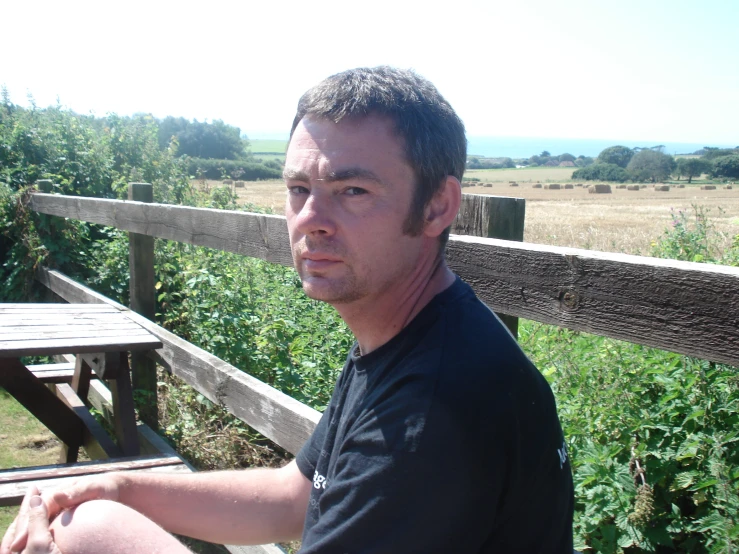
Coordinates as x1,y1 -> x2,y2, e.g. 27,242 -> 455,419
296,277 -> 573,553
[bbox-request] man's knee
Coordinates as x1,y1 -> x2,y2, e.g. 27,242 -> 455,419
50,499 -> 125,553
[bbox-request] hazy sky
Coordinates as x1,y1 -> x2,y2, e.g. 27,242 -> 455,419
2,0 -> 737,144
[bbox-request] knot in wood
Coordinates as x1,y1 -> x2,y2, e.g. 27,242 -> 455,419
560,290 -> 580,311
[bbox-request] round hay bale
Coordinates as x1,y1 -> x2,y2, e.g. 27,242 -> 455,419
725,185 -> 733,190
626,185 -> 640,191
234,181 -> 245,188
544,184 -> 561,190
575,184 -> 584,187
483,183 -> 492,188
223,179 -> 234,185
655,185 -> 670,191
616,184 -> 626,189
564,184 -> 574,189
640,184 -> 648,189
701,185 -> 716,190
509,183 -> 519,187
677,184 -> 685,188
532,183 -> 542,188
588,184 -> 612,194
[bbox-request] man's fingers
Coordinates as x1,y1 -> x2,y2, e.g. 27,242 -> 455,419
25,496 -> 58,554
0,516 -> 18,554
5,485 -> 40,553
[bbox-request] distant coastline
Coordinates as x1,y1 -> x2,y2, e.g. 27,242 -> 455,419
248,133 -> 736,159
465,136 -> 737,159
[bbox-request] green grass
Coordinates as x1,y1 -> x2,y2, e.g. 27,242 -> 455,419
0,389 -> 64,535
249,139 -> 288,154
252,153 -> 286,163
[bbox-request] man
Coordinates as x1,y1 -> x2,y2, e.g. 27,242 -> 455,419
2,66 -> 573,554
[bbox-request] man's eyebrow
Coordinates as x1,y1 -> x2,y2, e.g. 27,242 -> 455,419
283,168 -> 310,182
325,168 -> 386,186
282,167 -> 388,186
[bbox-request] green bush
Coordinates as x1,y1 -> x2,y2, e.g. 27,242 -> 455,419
187,158 -> 282,181
711,155 -> 739,179
572,163 -> 630,182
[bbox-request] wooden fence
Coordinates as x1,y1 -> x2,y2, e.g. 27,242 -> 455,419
28,189 -> 739,456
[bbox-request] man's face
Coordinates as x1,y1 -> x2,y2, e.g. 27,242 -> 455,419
284,115 -> 428,306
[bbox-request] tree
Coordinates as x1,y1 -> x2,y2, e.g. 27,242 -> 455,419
574,156 -> 594,168
597,145 -> 634,168
711,155 -> 739,179
703,147 -> 739,160
675,158 -> 710,183
157,117 -> 248,160
558,153 -> 576,162
571,163 -> 629,182
627,150 -> 676,182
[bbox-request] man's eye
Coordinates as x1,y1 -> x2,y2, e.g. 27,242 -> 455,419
288,185 -> 309,195
345,187 -> 368,196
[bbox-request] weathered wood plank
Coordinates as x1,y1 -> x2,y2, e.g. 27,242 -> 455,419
30,193 -> 293,266
0,328 -> 150,341
0,322 -> 142,333
452,194 -> 525,242
128,183 -> 159,428
0,459 -> 189,507
446,235 -> 739,366
0,334 -> 162,357
452,194 -> 525,336
37,268 -> 322,454
109,353 -> 140,456
55,383 -> 122,461
0,455 -> 183,484
0,304 -> 116,311
0,358 -> 89,448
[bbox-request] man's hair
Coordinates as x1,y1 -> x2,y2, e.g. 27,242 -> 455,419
290,66 -> 466,246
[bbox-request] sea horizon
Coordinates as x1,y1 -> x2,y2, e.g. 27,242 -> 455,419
465,136 -> 737,159
249,132 -> 736,160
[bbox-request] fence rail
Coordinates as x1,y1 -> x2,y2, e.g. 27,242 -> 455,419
30,192 -> 739,366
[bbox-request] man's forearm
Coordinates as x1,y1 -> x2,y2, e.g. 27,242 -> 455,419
114,461 -> 310,545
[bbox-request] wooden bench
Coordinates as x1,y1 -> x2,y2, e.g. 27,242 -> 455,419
27,362 -> 95,384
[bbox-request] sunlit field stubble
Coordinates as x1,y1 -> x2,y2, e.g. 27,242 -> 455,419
201,170 -> 739,256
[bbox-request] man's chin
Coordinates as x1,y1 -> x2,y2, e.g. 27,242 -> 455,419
301,281 -> 362,305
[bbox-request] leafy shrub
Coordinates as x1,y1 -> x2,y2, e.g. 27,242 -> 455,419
522,324 -> 739,553
651,205 -> 738,265
711,155 -> 739,179
187,158 -> 282,180
572,163 -> 630,182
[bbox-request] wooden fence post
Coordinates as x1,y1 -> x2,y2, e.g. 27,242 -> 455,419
451,193 -> 526,338
128,183 -> 157,427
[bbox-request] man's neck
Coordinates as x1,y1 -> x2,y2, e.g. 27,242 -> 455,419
335,259 -> 456,356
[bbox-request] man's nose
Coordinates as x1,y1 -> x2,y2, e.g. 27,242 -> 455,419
294,191 -> 337,236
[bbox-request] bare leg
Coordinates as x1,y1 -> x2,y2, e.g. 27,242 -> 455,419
50,500 -> 192,554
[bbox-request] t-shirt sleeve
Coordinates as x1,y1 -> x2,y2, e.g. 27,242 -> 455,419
296,409 -> 328,482
298,394 -> 509,554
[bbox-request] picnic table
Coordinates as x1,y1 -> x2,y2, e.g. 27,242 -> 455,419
0,303 -> 163,463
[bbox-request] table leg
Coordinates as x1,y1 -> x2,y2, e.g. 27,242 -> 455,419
109,352 -> 140,456
60,356 -> 94,463
0,358 -> 84,449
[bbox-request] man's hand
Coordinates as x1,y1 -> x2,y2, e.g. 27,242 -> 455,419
1,477 -> 120,554
19,493 -> 62,554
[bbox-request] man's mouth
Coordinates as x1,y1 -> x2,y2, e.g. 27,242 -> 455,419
301,253 -> 342,270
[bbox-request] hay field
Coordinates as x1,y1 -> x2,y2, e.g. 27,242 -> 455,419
215,179 -> 739,256
466,166 -> 575,183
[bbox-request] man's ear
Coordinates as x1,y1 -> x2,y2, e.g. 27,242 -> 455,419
422,176 -> 462,238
